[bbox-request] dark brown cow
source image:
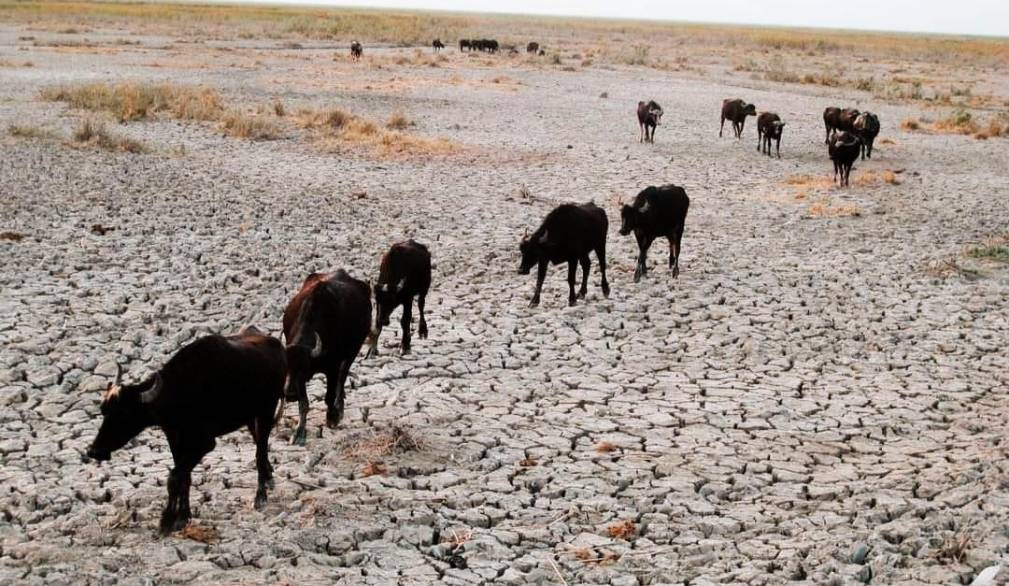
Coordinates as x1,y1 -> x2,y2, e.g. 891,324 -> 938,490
283,270 -> 371,445
756,112 -> 786,158
720,99 -> 757,139
367,240 -> 432,358
829,131 -> 861,187
519,202 -> 610,307
853,112 -> 880,159
86,326 -> 286,534
637,100 -> 663,144
823,107 -> 860,143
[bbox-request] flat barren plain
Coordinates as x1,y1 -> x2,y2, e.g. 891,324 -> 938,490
2,3 -> 1009,584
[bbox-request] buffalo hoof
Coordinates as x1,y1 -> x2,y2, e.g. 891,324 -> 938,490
254,490 -> 268,510
577,290 -> 587,299
528,298 -> 540,308
365,345 -> 378,359
418,322 -> 428,339
291,428 -> 307,446
160,513 -> 189,536
601,283 -> 610,298
401,345 -> 411,355
326,409 -> 342,429
568,298 -> 577,307
672,267 -> 679,279
633,270 -> 642,283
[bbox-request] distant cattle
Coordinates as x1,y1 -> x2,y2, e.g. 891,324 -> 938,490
527,42 -> 540,53
519,202 -> 610,307
460,39 -> 471,52
367,240 -> 432,358
433,38 -> 445,52
619,185 -> 690,281
720,99 -> 757,138
829,131 -> 861,187
853,112 -> 880,159
756,112 -> 786,158
283,270 -> 371,445
823,107 -> 860,143
637,100 -> 664,144
86,327 -> 286,535
471,39 -> 498,53
350,41 -> 363,61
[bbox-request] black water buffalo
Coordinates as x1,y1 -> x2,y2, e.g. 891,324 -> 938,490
367,239 -> 432,358
829,131 -> 861,187
283,270 -> 371,445
720,99 -> 757,138
756,112 -> 786,158
350,41 -> 363,60
637,100 -> 663,144
86,326 -> 286,535
853,112 -> 880,159
619,185 -> 690,281
527,42 -> 540,53
433,38 -> 444,52
519,202 -> 610,307
823,107 -> 860,143
460,39 -> 471,52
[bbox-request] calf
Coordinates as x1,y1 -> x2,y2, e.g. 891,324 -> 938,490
720,99 -> 757,138
366,239 -> 432,358
829,131 -> 861,187
519,202 -> 610,307
853,112 -> 880,159
756,112 -> 786,158
433,38 -> 444,52
619,185 -> 690,281
527,42 -> 540,54
283,270 -> 371,445
637,100 -> 663,144
823,107 -> 860,143
350,41 -> 363,61
86,326 -> 286,535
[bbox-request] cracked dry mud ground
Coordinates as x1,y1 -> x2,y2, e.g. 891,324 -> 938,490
2,28 -> 1009,586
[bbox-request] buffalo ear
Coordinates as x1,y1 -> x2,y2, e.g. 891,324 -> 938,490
396,277 -> 407,293
639,201 -> 650,214
139,373 -> 162,404
537,230 -> 549,244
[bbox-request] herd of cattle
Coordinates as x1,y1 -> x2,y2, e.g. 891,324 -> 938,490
347,39 -> 546,58
84,44 -> 886,535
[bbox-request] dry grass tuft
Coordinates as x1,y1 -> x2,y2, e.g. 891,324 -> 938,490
967,235 -> 1009,262
386,110 -> 413,130
361,461 -> 386,477
518,457 -> 537,467
42,82 -> 224,122
933,110 -> 979,135
0,231 -> 25,242
595,442 -> 617,453
343,426 -> 424,461
900,118 -> 921,131
442,528 -> 473,552
808,197 -> 861,218
176,524 -> 219,543
8,124 -> 56,140
852,169 -> 903,187
607,520 -> 637,540
298,106 -> 458,157
218,110 -> 282,140
72,119 -> 148,153
273,100 -> 285,117
936,530 -> 971,564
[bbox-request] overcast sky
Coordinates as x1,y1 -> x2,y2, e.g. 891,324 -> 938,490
256,0 -> 1009,37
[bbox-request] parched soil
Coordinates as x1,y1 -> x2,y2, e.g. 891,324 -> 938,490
2,23 -> 1009,586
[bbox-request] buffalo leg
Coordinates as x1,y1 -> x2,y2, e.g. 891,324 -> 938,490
325,361 -> 349,428
577,255 -> 590,298
566,259 -> 577,306
776,137 -> 781,158
596,245 -> 610,298
292,382 -> 309,446
757,130 -> 762,152
252,414 -> 275,509
719,116 -> 725,138
639,122 -> 644,143
400,300 -> 413,354
636,235 -> 654,282
417,293 -> 428,339
529,260 -> 547,307
825,124 -> 830,144
161,435 -> 213,535
670,227 -> 684,278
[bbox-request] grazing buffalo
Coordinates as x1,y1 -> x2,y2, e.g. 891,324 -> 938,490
527,42 -> 540,53
720,99 -> 757,138
756,112 -> 786,158
283,270 -> 371,445
367,240 -> 432,358
86,326 -> 286,535
619,185 -> 690,281
350,41 -> 363,61
829,131 -> 861,187
460,39 -> 471,52
433,38 -> 444,52
823,107 -> 860,143
637,100 -> 664,144
853,112 -> 880,159
519,202 -> 610,307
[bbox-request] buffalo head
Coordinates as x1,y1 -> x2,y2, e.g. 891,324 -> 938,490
87,366 -> 159,462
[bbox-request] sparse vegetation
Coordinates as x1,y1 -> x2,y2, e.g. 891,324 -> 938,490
386,111 -> 413,130
218,110 -> 282,140
41,83 -> 223,122
808,197 -> 862,218
8,124 -> 56,140
607,520 -> 636,540
71,119 -> 148,153
342,426 -> 424,461
297,106 -> 458,157
968,236 -> 1009,262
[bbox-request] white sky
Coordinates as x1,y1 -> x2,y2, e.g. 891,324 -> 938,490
247,0 -> 1009,37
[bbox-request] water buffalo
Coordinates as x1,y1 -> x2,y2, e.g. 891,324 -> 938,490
619,185 -> 690,281
637,100 -> 663,144
720,99 -> 757,138
853,112 -> 880,159
824,107 -> 860,143
519,202 -> 610,307
367,239 -> 432,358
756,112 -> 786,158
350,41 -> 363,61
86,326 -> 286,535
283,270 -> 371,445
829,131 -> 861,187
